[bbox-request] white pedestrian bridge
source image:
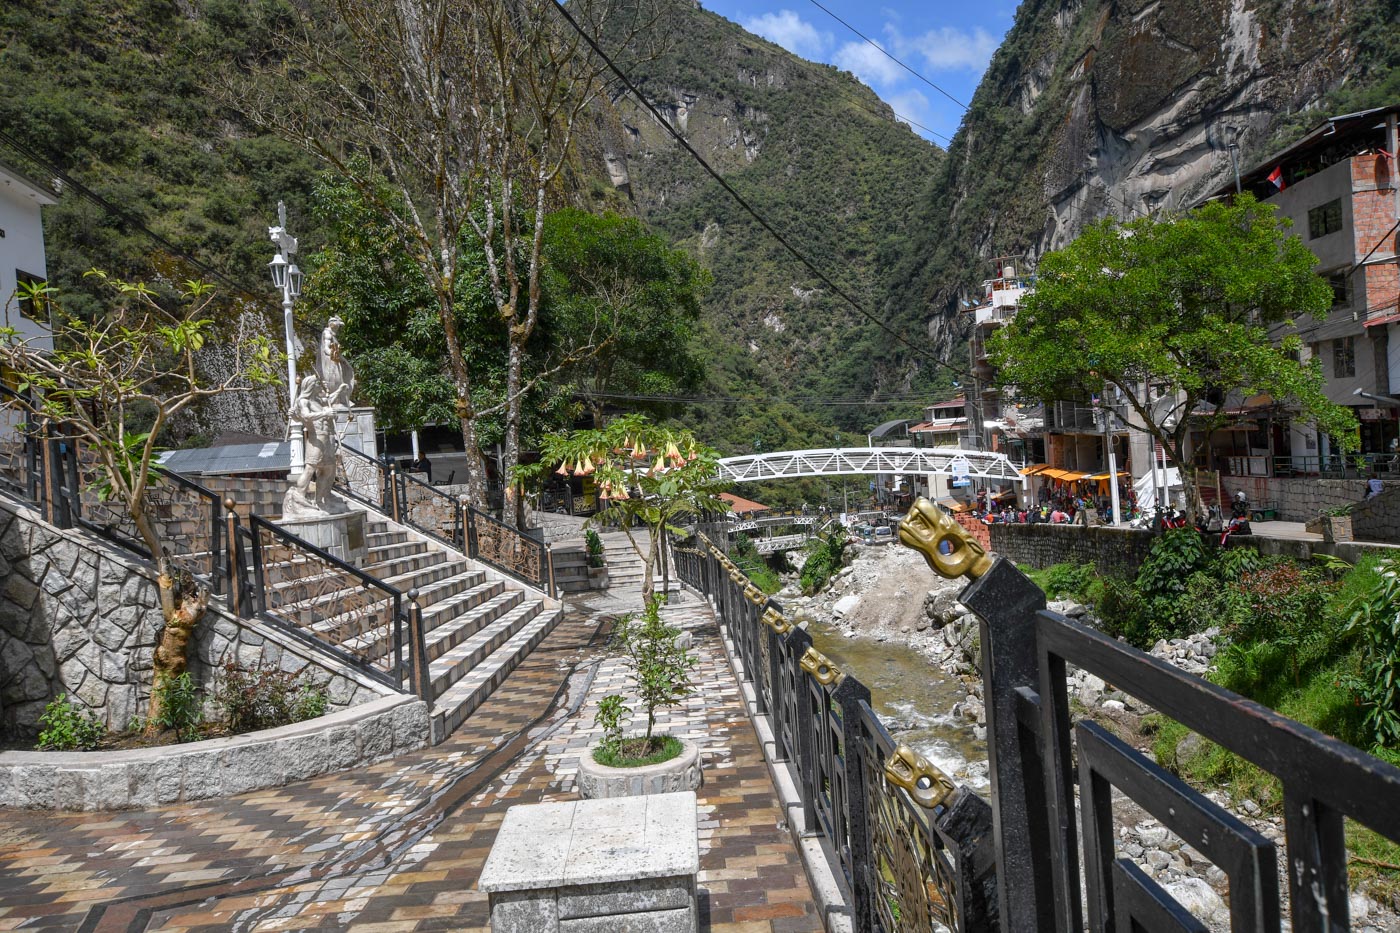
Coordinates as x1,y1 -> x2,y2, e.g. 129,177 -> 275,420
715,447 -> 1025,484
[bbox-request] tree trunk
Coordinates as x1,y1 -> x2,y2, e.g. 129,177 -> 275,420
642,526 -> 658,600
502,341 -> 526,528
659,527 -> 670,599
144,557 -> 207,735
455,411 -> 491,513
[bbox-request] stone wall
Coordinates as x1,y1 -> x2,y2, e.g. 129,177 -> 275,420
0,498 -> 391,743
988,522 -> 1157,575
196,475 -> 285,519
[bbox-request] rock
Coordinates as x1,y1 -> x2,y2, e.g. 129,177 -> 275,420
1240,798 -> 1261,817
1101,699 -> 1126,713
1161,877 -> 1226,921
831,594 -> 861,617
1144,849 -> 1171,870
1175,732 -> 1208,767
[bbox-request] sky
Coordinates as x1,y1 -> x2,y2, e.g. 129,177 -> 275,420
697,0 -> 1021,145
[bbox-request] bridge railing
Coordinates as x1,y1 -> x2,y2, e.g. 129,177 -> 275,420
899,497 -> 1400,932
676,531 -> 997,931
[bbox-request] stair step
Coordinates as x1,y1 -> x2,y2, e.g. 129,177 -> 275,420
428,599 -> 543,699
421,579 -> 511,634
423,588 -> 521,660
429,606 -> 562,742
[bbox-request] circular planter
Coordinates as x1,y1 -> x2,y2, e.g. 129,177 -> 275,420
577,736 -> 703,799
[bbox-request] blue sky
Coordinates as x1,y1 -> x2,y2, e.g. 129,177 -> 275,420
697,0 -> 1020,144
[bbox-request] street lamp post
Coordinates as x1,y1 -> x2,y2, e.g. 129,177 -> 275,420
269,201 -> 305,475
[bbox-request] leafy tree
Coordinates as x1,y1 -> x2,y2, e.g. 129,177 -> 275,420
0,275 -> 279,731
519,413 -> 730,600
988,195 -> 1356,517
222,0 -> 670,525
541,209 -> 709,427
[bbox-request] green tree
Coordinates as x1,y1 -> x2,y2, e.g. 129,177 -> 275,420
1,275 -> 279,731
988,195 -> 1356,517
519,414 -> 730,600
541,209 -> 709,427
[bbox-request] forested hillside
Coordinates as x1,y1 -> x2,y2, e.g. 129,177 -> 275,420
605,3 -> 946,443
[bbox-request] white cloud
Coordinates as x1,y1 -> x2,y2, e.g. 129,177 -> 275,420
832,39 -> 904,87
887,89 -> 931,127
742,10 -> 831,59
898,25 -> 999,72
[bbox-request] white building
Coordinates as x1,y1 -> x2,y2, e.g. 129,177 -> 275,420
0,159 -> 57,437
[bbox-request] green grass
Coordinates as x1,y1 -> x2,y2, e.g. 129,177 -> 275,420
592,735 -> 683,768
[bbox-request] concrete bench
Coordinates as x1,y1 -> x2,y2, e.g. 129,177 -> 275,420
478,790 -> 698,933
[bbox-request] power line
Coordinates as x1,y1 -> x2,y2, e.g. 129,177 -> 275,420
579,389 -> 966,407
803,0 -> 968,111
549,0 -> 973,384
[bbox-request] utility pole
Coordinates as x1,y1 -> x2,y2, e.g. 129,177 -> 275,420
1101,392 -> 1122,525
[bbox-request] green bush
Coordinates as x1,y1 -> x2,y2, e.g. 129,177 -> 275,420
731,534 -> 781,593
1041,561 -> 1096,601
36,694 -> 106,751
799,532 -> 847,595
612,595 -> 697,746
153,671 -> 203,742
215,663 -> 329,735
1342,559 -> 1400,745
584,529 -> 605,568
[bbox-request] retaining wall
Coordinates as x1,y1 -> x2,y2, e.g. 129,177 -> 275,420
0,694 -> 428,810
0,497 -> 391,743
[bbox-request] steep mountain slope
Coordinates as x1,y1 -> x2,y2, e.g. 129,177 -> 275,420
603,3 -> 946,438
877,0 -> 1399,388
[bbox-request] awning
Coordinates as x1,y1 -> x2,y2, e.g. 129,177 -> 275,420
1020,462 -> 1050,475
935,497 -> 974,513
1041,468 -> 1089,481
1085,470 -> 1130,481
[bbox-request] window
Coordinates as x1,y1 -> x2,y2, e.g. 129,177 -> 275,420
1327,270 -> 1351,306
14,270 -> 46,325
1333,336 -> 1356,378
1309,199 -> 1343,239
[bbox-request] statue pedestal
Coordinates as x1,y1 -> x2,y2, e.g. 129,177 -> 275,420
338,406 -> 379,459
278,510 -> 368,567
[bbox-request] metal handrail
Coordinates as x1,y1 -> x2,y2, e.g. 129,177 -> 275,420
465,504 -> 553,596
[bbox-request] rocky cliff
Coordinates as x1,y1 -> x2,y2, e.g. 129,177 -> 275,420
877,0 -> 1398,387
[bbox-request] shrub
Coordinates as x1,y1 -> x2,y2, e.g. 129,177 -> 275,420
584,529 -> 605,568
153,671 -> 203,742
593,694 -> 630,756
731,533 -> 781,593
215,663 -> 329,735
1341,560 -> 1400,746
37,695 -> 106,751
1041,561 -> 1096,601
799,532 -> 847,595
611,595 -> 696,749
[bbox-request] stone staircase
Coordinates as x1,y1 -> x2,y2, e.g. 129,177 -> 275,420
262,513 -> 562,744
597,531 -> 680,594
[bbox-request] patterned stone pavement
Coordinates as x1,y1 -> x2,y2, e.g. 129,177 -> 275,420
0,583 -> 822,932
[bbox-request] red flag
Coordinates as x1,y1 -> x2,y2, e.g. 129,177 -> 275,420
1267,166 -> 1286,191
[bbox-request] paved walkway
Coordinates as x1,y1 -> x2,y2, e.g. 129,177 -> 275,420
0,585 -> 821,932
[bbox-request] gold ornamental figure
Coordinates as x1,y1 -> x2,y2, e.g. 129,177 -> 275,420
897,497 -> 993,581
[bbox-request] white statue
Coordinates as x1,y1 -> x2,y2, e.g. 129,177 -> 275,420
283,374 -> 349,518
317,316 -> 356,410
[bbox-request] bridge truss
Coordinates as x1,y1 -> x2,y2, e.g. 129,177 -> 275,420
716,447 -> 1024,484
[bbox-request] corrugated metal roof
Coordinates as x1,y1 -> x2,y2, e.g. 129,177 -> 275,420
156,441 -> 290,476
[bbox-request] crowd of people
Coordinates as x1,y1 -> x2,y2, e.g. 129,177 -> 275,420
969,484 -> 1139,526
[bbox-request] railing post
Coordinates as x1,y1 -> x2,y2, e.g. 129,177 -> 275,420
546,545 -> 557,598
957,557 -> 1056,931
406,589 -> 432,700
224,499 -> 246,619
834,676 -> 876,930
37,417 -> 58,526
389,463 -> 402,523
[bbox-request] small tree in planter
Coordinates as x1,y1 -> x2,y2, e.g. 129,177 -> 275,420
593,595 -> 696,766
584,528 -> 606,568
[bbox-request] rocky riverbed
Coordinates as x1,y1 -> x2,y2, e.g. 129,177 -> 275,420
774,540 -> 1399,931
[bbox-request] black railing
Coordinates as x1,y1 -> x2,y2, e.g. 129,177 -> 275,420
675,533 -> 997,932
336,442 -> 555,597
899,499 -> 1400,932
0,388 -> 433,697
233,513 -> 416,693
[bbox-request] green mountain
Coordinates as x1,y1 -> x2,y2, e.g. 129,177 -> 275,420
600,3 -> 946,444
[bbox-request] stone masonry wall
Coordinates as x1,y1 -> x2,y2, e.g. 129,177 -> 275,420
196,475 -> 285,520
0,498 -> 390,743
988,522 -> 1158,575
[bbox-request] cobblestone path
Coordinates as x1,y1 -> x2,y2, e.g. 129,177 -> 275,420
0,584 -> 822,932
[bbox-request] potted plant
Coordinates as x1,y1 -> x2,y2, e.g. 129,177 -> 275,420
577,596 -> 703,797
584,529 -> 609,588
1307,506 -> 1354,542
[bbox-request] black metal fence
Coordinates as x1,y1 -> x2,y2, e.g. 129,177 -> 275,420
336,443 -> 555,597
675,532 -> 998,932
684,504 -> 1400,932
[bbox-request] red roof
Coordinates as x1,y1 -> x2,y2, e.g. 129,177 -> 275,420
720,492 -> 770,513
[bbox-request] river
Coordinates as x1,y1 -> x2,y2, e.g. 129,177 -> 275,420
804,616 -> 990,792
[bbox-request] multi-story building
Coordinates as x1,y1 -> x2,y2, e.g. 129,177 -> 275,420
0,158 -> 56,439
1201,105 -> 1399,477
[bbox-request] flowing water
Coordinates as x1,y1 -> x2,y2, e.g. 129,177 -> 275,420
805,617 -> 990,792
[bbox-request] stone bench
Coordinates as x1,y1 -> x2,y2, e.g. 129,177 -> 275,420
478,791 -> 698,932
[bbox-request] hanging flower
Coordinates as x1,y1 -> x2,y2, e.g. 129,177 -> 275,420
555,461 -> 570,476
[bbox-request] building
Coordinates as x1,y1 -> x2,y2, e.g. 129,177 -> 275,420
0,158 -> 57,439
1202,105 -> 1400,476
